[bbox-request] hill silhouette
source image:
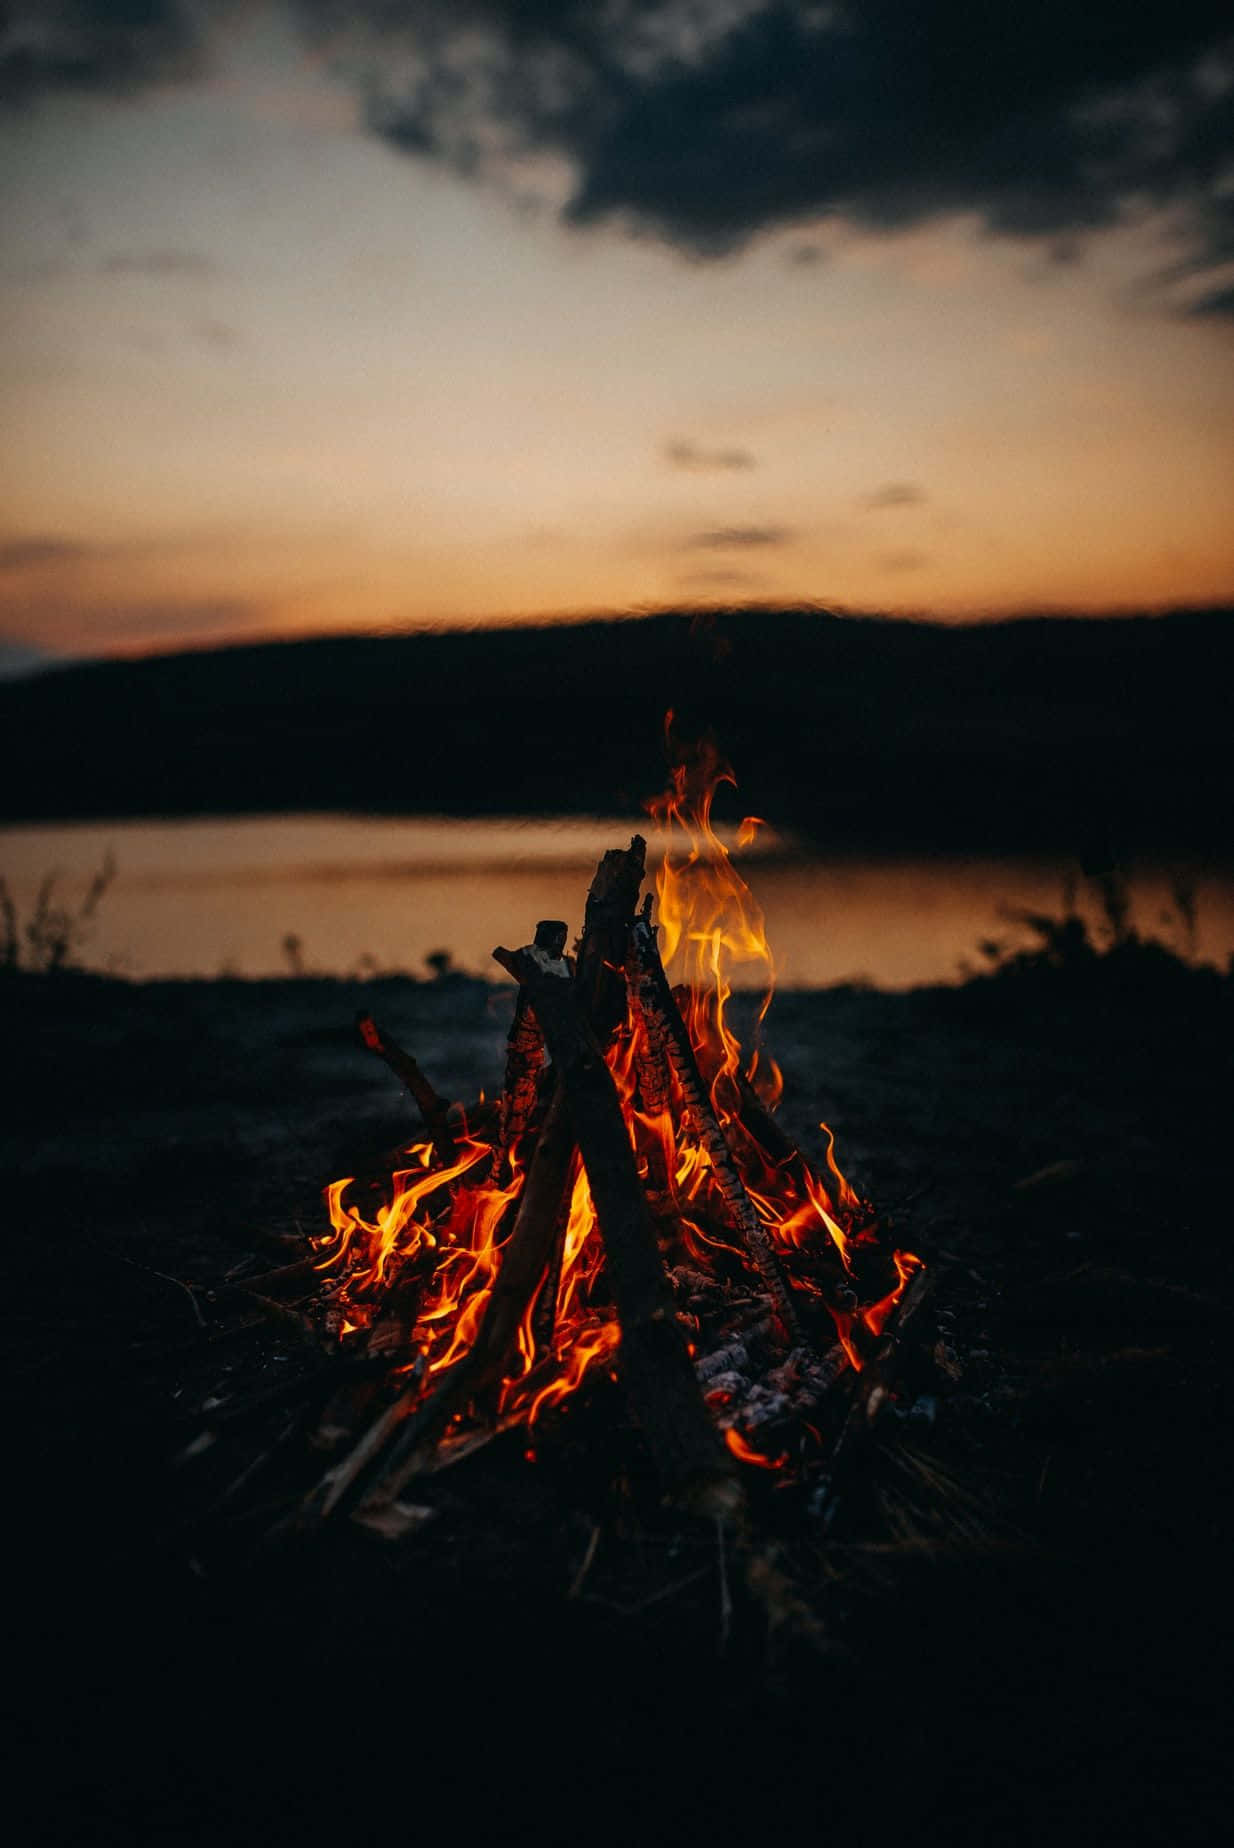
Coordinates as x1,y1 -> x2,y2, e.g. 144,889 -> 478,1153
2,606 -> 1230,858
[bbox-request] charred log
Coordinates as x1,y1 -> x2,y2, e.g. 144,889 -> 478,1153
577,836 -> 647,1038
496,919 -> 567,1172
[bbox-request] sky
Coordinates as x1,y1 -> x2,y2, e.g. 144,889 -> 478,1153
1,1 -> 1233,662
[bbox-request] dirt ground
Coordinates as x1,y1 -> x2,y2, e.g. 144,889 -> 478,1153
2,959 -> 1229,1846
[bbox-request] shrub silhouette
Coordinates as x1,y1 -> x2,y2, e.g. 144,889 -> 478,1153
0,854 -> 115,974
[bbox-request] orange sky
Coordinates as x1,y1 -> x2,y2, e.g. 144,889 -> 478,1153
2,6 -> 1233,662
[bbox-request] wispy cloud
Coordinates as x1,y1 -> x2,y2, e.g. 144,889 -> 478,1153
663,437 -> 756,472
193,317 -> 240,349
102,248 -> 217,279
862,483 -> 927,510
687,525 -> 793,550
0,536 -> 97,572
677,567 -> 763,589
878,550 -> 931,573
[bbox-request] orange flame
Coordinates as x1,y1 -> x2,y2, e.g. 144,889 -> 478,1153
724,1426 -> 789,1470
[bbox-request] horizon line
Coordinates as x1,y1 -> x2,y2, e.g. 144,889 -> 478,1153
6,597 -> 1232,680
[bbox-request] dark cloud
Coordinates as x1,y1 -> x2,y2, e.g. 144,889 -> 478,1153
687,525 -> 793,549
0,1 -> 215,105
102,248 -> 217,278
9,5 -> 1232,312
299,1 -> 1234,311
1186,280 -> 1234,317
862,482 -> 927,510
0,535 -> 96,571
663,437 -> 756,472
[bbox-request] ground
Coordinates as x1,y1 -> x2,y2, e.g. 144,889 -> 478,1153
2,957 -> 1229,1845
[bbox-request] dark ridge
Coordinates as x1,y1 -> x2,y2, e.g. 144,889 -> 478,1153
2,605 -> 1231,857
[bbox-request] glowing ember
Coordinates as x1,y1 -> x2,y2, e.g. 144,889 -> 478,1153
315,720 -> 920,1469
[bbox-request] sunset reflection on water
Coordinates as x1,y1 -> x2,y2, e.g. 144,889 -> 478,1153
1,813 -> 1230,988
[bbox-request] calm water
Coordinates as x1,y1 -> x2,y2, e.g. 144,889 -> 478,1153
1,813 -> 1230,988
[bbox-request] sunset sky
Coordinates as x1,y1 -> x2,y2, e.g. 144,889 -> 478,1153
2,2 -> 1233,663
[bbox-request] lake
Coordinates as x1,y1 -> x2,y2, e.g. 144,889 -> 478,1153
1,813 -> 1230,988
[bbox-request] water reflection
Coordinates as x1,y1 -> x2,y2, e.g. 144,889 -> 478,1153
1,813 -> 1229,988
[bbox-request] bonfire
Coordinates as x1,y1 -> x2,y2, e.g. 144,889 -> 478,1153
286,724 -> 925,1532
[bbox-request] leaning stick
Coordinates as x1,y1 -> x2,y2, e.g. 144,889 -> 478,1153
625,913 -> 802,1344
493,945 -> 741,1520
355,1011 -> 457,1167
495,920 -> 565,1172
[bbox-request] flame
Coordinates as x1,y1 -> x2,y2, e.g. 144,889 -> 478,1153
647,717 -> 775,1124
724,1426 -> 789,1470
315,716 -> 920,1458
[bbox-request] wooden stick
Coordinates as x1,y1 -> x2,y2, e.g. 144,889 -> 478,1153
175,1352 -> 390,1435
625,914 -> 802,1344
232,1288 -> 317,1343
295,1361 -> 429,1526
496,920 -> 565,1171
811,1266 -> 935,1530
732,1070 -> 796,1166
628,901 -> 674,1119
577,836 -> 647,1039
208,1254 -> 324,1300
532,1147 -> 580,1354
355,1010 -> 457,1166
492,945 -> 741,1520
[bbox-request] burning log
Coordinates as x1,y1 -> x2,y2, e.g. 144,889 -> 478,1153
626,908 -> 803,1345
628,978 -> 673,1120
495,919 -> 566,1172
372,1083 -> 579,1503
532,1147 -> 580,1354
493,942 -> 741,1519
355,1010 -> 457,1167
577,836 -> 648,1036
